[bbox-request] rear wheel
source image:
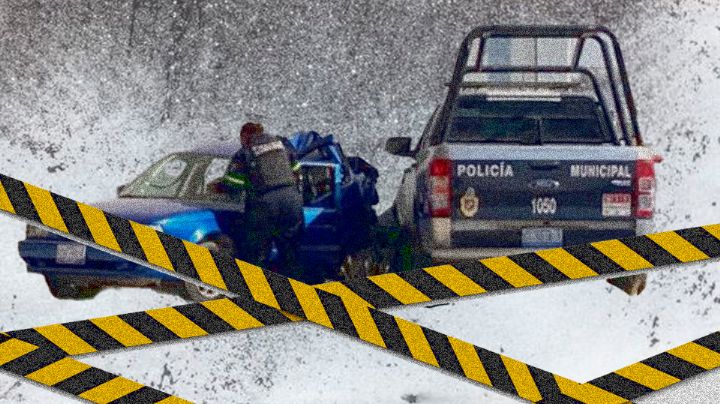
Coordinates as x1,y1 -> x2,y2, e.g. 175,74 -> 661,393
44,275 -> 100,300
340,248 -> 391,280
182,236 -> 234,302
607,273 -> 647,296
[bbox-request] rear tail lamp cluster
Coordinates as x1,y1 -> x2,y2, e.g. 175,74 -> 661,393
633,155 -> 662,219
429,158 -> 452,218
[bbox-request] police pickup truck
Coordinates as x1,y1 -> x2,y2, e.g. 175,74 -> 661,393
382,26 -> 662,295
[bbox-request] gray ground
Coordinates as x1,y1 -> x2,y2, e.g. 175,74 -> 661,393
1,0 -> 720,402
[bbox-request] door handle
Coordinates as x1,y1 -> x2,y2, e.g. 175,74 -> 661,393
529,161 -> 561,170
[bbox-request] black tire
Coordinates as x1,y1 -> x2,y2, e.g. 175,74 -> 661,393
340,247 -> 391,280
44,275 -> 100,300
182,236 -> 234,302
607,273 -> 647,296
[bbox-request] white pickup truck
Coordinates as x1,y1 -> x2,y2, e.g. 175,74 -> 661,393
382,26 -> 662,295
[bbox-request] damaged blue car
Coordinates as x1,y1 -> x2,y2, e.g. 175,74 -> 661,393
18,131 -> 384,301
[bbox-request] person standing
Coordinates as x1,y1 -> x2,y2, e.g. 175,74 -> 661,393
221,122 -> 305,277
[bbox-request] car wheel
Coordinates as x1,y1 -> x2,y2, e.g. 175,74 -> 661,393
182,237 -> 234,302
183,281 -> 223,302
44,275 -> 100,300
607,273 -> 647,296
340,248 -> 390,280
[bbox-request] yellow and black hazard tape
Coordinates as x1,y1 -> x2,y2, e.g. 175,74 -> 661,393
0,332 -> 188,403
6,295 -> 720,403
337,224 -> 720,308
1,172 -> 720,403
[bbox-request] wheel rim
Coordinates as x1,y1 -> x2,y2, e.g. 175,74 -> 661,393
194,283 -> 221,298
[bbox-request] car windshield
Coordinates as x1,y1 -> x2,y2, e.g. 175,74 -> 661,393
119,152 -> 233,201
447,96 -> 611,144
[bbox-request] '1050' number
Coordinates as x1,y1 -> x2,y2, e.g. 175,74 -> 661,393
532,197 -> 557,215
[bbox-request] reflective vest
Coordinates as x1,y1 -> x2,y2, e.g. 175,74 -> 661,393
251,136 -> 295,192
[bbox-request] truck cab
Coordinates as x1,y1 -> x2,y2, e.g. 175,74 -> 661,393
384,26 -> 661,294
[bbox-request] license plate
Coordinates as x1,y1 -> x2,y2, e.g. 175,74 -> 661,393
602,193 -> 631,217
56,243 -> 86,265
522,228 -> 563,248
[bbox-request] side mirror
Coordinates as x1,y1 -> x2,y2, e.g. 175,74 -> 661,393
116,184 -> 126,196
385,137 -> 413,157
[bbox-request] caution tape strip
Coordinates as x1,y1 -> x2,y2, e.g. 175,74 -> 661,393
337,224 -> 720,309
1,173 -> 719,402
0,333 -> 189,403
6,296 -> 720,403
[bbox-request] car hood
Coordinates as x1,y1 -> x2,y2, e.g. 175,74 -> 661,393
93,198 -> 208,224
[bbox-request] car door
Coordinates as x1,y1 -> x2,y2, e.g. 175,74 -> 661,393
297,162 -> 343,268
395,107 -> 440,228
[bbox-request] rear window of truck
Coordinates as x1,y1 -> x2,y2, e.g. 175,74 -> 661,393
447,96 -> 612,144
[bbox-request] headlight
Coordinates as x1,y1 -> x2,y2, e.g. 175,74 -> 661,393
26,225 -> 51,238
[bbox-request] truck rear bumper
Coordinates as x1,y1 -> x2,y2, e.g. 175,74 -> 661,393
425,218 -> 655,262
430,247 -> 541,262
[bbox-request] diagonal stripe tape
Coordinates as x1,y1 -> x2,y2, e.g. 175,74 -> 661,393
5,174 -> 720,404
591,239 -> 653,271
646,231 -> 710,262
614,362 -> 680,390
90,316 -> 153,348
0,338 -> 37,366
34,324 -> 96,355
289,279 -> 334,329
553,375 -> 627,403
315,281 -> 373,307
667,342 -> 720,370
500,355 -> 543,402
157,397 -> 193,404
201,298 -> 265,330
423,265 -> 487,297
0,337 -> 186,402
394,318 -> 439,367
703,224 -> 720,240
480,256 -> 543,287
78,376 -> 148,403
368,273 -> 431,305
145,307 -> 208,339
447,336 -> 492,386
183,240 -> 228,291
23,184 -> 68,233
76,202 -> 122,252
130,221 -> 174,271
238,261 -> 282,309
535,249 -> 599,279
25,357 -> 91,386
0,181 -> 15,213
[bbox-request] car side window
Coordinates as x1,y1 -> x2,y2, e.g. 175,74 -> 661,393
204,158 -> 230,189
300,165 -> 336,208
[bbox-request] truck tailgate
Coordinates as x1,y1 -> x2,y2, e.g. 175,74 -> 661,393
441,144 -> 651,248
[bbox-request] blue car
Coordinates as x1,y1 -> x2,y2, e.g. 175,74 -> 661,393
18,132 -> 382,300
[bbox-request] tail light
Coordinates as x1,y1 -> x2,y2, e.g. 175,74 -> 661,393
429,158 -> 452,217
633,156 -> 661,218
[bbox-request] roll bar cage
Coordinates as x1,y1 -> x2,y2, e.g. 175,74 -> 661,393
439,25 -> 641,146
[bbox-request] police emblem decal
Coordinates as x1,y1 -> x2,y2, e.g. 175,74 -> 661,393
459,187 -> 479,218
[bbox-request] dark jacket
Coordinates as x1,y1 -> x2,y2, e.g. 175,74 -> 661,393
221,133 -> 300,199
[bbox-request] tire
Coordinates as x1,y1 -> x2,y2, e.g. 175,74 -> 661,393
607,273 -> 647,296
44,275 -> 100,300
340,247 -> 391,280
182,237 -> 234,302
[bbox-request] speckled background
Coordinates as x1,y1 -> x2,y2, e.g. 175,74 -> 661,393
1,0 -> 720,402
